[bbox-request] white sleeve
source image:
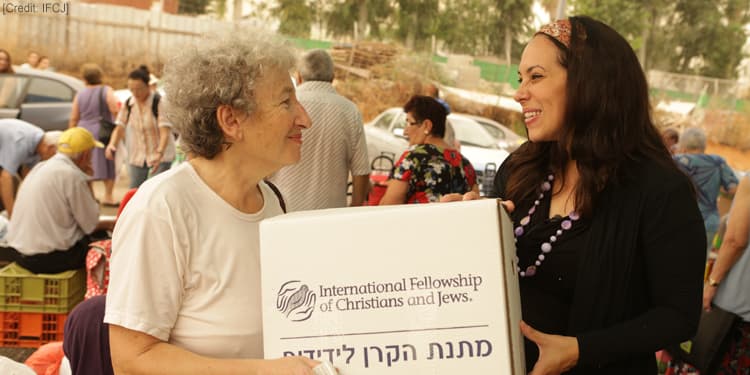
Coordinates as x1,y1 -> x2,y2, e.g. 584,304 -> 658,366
104,205 -> 186,341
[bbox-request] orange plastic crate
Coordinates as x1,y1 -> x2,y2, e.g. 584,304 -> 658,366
0,311 -> 67,348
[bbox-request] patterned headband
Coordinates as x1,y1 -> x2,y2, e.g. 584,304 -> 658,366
537,19 -> 573,48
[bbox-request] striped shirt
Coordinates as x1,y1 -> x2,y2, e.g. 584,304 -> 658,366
270,81 -> 370,211
115,92 -> 175,166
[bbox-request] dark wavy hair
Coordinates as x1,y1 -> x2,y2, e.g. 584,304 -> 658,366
403,95 -> 447,138
504,16 -> 676,217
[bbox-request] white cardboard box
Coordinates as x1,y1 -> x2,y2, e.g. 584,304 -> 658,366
259,199 -> 524,374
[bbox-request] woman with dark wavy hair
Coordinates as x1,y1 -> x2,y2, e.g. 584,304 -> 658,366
445,16 -> 705,374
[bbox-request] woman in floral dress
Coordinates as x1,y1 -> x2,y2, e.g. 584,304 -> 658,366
380,95 -> 478,204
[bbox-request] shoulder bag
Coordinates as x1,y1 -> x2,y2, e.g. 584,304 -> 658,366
98,86 -> 116,144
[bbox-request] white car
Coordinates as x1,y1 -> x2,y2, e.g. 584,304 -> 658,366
365,108 -> 510,196
463,114 -> 526,153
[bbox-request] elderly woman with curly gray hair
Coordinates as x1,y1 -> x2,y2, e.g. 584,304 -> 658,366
103,29 -> 318,374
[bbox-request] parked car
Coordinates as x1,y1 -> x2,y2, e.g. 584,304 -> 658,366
0,68 -> 85,131
463,114 -> 526,153
365,108 -> 509,196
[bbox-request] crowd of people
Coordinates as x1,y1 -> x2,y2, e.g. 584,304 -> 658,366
0,15 -> 748,375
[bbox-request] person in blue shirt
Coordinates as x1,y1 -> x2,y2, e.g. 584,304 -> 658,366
0,119 -> 59,218
674,127 -> 739,255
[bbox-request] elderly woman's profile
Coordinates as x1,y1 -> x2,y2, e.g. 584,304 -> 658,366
103,29 -> 318,374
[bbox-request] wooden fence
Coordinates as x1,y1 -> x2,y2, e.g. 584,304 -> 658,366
1,2 -> 235,81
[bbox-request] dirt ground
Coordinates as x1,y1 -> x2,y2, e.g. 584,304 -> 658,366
706,141 -> 750,172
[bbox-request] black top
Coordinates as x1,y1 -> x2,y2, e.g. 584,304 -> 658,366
493,155 -> 706,375
513,192 -> 590,369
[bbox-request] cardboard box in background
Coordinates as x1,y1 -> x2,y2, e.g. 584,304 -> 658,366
259,199 -> 524,374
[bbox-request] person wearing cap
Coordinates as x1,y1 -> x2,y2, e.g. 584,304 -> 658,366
6,127 -> 115,274
0,119 -> 60,218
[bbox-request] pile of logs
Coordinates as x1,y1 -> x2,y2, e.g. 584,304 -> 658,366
330,42 -> 401,79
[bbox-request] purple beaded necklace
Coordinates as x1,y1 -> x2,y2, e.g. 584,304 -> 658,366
514,173 -> 580,277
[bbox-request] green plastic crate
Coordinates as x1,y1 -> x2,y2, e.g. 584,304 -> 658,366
0,263 -> 84,313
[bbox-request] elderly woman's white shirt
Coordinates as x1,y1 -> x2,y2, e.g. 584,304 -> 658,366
104,162 -> 284,358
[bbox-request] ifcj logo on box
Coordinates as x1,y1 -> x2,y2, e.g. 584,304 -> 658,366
277,280 -> 316,322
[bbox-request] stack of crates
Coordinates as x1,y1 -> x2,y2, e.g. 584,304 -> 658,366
0,263 -> 85,347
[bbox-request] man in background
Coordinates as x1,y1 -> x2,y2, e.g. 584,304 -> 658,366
674,127 -> 738,256
7,127 -> 114,274
270,49 -> 370,211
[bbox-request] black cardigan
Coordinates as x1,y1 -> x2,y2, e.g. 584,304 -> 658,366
493,156 -> 705,375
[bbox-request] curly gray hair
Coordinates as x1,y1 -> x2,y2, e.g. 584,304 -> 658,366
162,29 -> 297,159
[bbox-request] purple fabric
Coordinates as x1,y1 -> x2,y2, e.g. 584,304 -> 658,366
63,295 -> 114,375
76,86 -> 115,180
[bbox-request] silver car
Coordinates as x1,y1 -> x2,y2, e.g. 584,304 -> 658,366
365,108 -> 510,196
0,68 -> 85,131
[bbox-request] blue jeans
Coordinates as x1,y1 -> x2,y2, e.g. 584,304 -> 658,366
129,162 -> 171,188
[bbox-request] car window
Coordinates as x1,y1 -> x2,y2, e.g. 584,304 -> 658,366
373,111 -> 396,130
450,117 -> 497,148
23,77 -> 74,103
477,121 -> 506,140
392,112 -> 407,133
0,75 -> 28,108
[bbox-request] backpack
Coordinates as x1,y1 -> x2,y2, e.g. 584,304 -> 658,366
125,93 -> 160,123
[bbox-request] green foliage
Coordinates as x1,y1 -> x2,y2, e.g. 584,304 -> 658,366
262,0 -> 749,80
572,0 -> 750,79
178,0 -> 213,15
656,0 -> 750,79
272,0 -> 316,38
270,0 -> 533,55
212,0 -> 227,19
437,0 -> 533,56
324,0 -> 392,38
438,0 -> 495,54
395,0 -> 441,50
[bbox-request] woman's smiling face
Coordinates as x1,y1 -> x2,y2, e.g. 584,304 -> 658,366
514,35 -> 568,142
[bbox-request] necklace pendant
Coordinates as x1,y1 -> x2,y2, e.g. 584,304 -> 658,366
541,242 -> 552,253
561,220 -> 572,230
524,266 -> 537,276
